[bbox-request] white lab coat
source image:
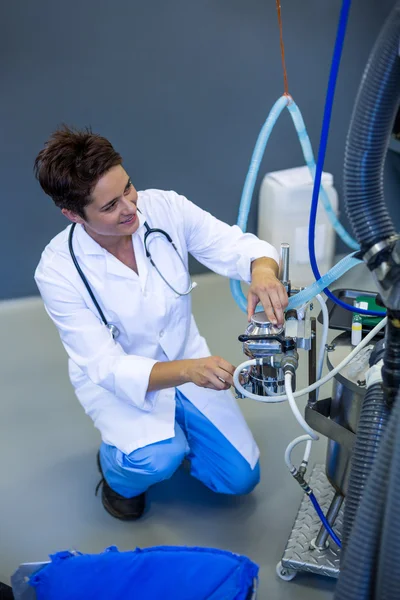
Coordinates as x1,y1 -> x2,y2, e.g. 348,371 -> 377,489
35,189 -> 279,468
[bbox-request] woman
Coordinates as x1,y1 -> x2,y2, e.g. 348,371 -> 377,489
34,126 -> 288,520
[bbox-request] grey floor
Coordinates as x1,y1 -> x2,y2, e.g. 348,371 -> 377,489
0,260 -> 378,599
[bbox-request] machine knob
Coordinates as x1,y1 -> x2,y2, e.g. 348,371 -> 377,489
285,309 -> 298,321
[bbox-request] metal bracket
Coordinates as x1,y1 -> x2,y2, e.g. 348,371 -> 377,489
305,400 -> 356,451
281,464 -> 342,579
11,562 -> 50,600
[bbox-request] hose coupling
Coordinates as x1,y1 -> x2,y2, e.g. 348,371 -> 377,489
282,353 -> 299,375
299,462 -> 308,476
292,471 -> 311,493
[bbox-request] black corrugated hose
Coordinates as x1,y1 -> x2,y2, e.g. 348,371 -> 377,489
334,2 -> 400,596
343,1 -> 400,251
341,381 -> 389,551
375,393 -> 400,597
382,317 -> 400,406
334,390 -> 400,599
340,341 -> 388,551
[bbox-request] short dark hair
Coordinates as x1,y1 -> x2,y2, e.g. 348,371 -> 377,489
34,125 -> 122,219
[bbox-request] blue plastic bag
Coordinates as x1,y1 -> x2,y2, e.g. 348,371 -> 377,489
30,546 -> 259,599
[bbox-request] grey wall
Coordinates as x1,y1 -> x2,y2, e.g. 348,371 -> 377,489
1,0 -> 398,300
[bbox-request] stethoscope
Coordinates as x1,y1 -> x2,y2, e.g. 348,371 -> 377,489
68,212 -> 196,340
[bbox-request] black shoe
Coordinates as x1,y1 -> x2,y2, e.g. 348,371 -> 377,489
96,452 -> 146,521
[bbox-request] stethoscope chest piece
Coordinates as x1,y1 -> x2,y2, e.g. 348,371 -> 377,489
107,323 -> 120,340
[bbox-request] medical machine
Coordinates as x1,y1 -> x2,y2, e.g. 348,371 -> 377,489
235,243 -> 385,580
231,2 -> 400,597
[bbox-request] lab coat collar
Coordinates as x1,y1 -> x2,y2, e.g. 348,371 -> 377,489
71,201 -> 148,283
72,223 -> 106,257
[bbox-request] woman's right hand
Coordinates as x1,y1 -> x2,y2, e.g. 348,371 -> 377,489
184,356 -> 236,391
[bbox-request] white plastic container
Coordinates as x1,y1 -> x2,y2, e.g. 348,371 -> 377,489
257,166 -> 339,287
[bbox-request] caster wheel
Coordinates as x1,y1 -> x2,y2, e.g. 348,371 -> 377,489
276,561 -> 297,581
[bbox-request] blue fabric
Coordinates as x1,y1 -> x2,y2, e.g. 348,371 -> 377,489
100,390 -> 260,497
30,546 -> 259,600
100,422 -> 190,497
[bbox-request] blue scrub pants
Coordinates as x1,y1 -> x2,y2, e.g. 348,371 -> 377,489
99,390 -> 260,498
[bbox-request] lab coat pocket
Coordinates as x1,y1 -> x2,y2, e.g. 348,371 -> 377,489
161,270 -> 191,299
104,279 -> 144,333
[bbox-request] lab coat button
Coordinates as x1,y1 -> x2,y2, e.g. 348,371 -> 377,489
160,330 -> 164,338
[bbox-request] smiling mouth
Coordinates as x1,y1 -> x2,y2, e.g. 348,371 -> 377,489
120,214 -> 137,225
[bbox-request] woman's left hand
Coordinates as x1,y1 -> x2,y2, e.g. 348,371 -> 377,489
247,258 -> 289,325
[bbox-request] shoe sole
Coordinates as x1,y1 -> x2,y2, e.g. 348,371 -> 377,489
102,492 -> 142,521
96,451 -> 144,521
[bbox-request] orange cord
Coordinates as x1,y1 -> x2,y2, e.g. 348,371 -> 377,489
275,0 -> 289,97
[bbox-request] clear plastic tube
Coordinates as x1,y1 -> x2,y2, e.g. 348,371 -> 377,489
230,279 -> 248,314
285,372 -> 319,440
287,101 -> 359,250
230,93 -> 361,316
286,252 -> 361,310
233,359 -> 287,403
284,435 -> 313,472
231,251 -> 361,315
237,96 -> 289,231
303,438 -> 313,464
230,95 -> 289,313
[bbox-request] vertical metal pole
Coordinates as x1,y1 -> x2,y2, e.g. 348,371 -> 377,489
308,317 -> 317,406
315,492 -> 344,549
279,243 -> 290,293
